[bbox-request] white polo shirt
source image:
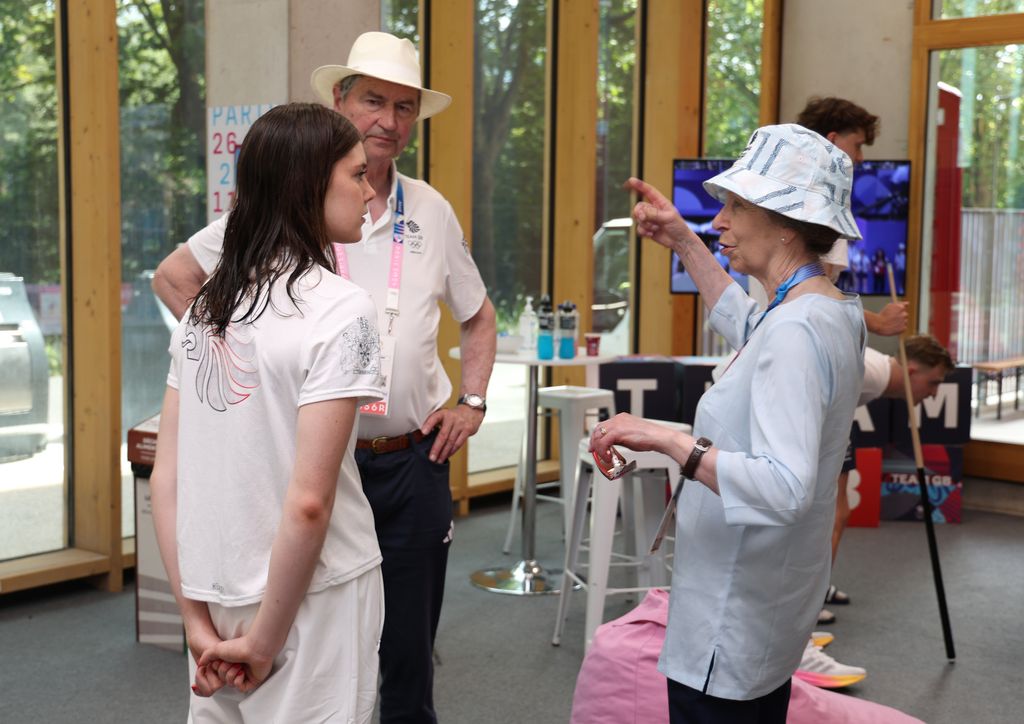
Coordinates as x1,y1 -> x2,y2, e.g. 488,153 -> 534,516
188,164 -> 488,438
168,267 -> 385,605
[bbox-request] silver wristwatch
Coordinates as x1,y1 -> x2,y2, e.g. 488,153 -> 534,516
457,393 -> 487,414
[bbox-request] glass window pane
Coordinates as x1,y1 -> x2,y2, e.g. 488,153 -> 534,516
703,0 -> 764,157
0,2 -> 67,561
701,0 -> 763,356
118,0 -> 206,536
934,0 -> 1024,19
922,46 -> 1024,444
469,0 -> 548,474
381,0 -> 420,178
592,0 -> 638,357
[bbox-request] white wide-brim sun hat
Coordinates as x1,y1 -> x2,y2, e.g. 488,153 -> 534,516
310,31 -> 452,121
704,123 -> 862,240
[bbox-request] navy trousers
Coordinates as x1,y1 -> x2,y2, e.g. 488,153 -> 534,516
356,431 -> 452,724
667,677 -> 791,724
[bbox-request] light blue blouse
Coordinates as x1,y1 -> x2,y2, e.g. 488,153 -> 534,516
658,282 -> 865,700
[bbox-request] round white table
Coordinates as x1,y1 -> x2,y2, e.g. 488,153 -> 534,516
451,346 -> 619,595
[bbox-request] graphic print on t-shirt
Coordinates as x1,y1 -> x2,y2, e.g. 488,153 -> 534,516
341,316 -> 382,377
183,324 -> 260,411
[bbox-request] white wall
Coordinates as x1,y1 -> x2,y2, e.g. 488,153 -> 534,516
779,0 -> 915,159
205,0 -> 381,107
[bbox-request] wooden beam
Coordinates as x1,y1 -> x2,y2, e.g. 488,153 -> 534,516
550,0 -> 599,387
0,549 -> 110,595
639,0 -> 703,355
426,1 -> 475,510
915,13 -> 1024,50
759,0 -> 783,125
59,0 -> 123,593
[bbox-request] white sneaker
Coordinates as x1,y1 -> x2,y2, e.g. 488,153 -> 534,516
794,641 -> 867,689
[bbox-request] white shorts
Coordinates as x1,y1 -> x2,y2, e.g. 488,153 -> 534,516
187,566 -> 384,724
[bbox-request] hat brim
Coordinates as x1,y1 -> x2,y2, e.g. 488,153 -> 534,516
704,166 -> 862,240
310,65 -> 452,121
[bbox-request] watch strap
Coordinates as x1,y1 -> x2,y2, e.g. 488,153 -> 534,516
682,437 -> 712,479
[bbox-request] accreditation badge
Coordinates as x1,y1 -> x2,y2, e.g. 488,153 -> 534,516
360,334 -> 396,417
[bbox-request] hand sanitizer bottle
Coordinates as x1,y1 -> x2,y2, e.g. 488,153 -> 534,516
518,296 -> 538,351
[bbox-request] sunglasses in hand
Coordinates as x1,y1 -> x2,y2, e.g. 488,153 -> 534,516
592,446 -> 637,480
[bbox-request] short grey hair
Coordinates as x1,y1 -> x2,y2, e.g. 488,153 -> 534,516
333,74 -> 423,109
336,75 -> 363,100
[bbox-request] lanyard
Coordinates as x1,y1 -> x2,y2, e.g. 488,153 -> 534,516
751,261 -> 825,334
723,261 -> 825,376
333,179 -> 405,336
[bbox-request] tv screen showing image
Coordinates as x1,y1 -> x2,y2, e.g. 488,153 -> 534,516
669,158 -> 910,297
840,160 -> 910,297
670,159 -> 748,293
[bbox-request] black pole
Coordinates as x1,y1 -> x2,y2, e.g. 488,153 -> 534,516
888,263 -> 955,661
915,463 -> 956,660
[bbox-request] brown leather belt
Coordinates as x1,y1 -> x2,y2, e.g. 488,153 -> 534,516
356,430 -> 426,455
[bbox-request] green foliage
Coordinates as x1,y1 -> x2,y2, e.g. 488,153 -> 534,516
938,44 -> 1024,209
703,0 -> 763,158
472,0 -> 548,332
937,0 -> 1024,18
118,0 -> 206,279
381,0 -> 420,177
0,1 -> 59,284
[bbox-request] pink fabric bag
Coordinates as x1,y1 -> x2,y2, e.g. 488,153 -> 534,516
570,589 -> 923,724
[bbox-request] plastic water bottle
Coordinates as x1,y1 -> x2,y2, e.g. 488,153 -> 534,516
518,296 -> 538,352
537,295 -> 554,360
557,301 -> 578,359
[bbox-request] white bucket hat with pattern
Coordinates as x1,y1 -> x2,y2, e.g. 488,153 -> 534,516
310,31 -> 452,121
704,123 -> 862,240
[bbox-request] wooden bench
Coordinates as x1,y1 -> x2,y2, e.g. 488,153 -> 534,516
973,356 -> 1024,420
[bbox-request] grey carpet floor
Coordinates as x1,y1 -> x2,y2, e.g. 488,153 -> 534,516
2,492 -> 1022,723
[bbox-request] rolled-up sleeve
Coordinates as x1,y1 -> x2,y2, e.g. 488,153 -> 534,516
708,282 -> 762,351
715,318 -> 830,526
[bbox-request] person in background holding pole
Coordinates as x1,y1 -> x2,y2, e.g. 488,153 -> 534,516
151,103 -> 384,721
152,32 -> 497,724
796,96 -> 909,623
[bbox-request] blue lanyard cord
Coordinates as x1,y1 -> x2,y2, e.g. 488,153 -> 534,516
753,261 -> 826,333
392,180 -> 405,242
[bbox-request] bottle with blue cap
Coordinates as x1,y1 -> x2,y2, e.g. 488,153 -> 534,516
537,295 -> 554,360
556,301 -> 578,359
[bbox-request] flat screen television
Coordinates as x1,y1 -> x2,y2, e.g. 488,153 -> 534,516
669,158 -> 911,297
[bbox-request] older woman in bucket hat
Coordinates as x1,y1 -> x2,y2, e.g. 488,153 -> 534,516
591,124 -> 866,723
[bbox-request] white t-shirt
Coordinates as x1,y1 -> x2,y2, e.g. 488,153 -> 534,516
167,267 -> 385,606
859,346 -> 893,406
189,165 -> 488,438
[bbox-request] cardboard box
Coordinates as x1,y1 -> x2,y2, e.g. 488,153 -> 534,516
888,367 -> 972,447
847,447 -> 882,528
599,357 -> 686,422
128,413 -> 185,652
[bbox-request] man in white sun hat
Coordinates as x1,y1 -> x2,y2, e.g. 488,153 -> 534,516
153,31 -> 496,723
596,124 -> 865,721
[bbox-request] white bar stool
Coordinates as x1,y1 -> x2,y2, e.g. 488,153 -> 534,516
502,385 -> 616,554
552,420 -> 692,650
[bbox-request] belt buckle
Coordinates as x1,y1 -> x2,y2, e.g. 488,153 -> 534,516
370,436 -> 391,454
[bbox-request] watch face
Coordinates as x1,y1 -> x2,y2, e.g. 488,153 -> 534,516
463,394 -> 485,408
